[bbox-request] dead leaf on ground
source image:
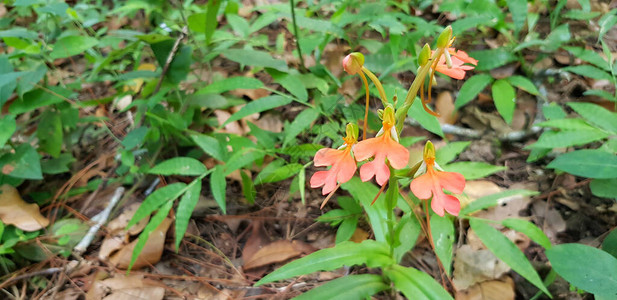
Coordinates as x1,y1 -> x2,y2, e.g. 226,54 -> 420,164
531,200 -> 566,241
455,276 -> 515,300
458,180 -> 502,209
87,274 -> 165,300
435,91 -> 457,125
453,245 -> 511,291
0,184 -> 49,231
462,181 -> 533,221
244,240 -> 313,270
109,218 -> 172,270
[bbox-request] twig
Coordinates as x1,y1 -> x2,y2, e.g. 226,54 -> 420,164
289,0 -> 306,71
154,26 -> 188,94
73,186 -> 125,254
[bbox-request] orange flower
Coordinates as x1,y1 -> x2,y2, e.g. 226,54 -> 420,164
353,106 -> 409,186
433,48 -> 477,80
410,141 -> 465,216
310,124 -> 358,195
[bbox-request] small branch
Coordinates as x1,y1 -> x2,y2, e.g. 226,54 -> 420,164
154,26 -> 188,94
289,0 -> 306,71
74,186 -> 125,254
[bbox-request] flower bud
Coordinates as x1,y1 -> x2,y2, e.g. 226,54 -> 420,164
423,140 -> 436,163
436,26 -> 453,48
345,123 -> 359,143
382,105 -> 395,126
418,44 -> 431,66
342,52 -> 365,75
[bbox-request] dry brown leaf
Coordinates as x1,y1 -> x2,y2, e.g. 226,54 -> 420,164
244,240 -> 302,270
109,218 -> 172,270
458,180 -> 502,209
350,227 -> 370,243
452,245 -> 511,291
0,184 -> 49,231
214,110 -> 246,135
87,274 -> 165,300
455,276 -> 515,300
435,91 -> 457,125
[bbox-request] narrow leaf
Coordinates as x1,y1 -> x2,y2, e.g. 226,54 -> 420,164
175,180 -> 201,250
283,108 -> 320,146
492,79 -> 516,124
211,165 -> 227,214
470,218 -> 550,296
568,102 -> 617,134
431,215 -> 454,276
547,149 -> 617,179
460,189 -> 539,216
455,74 -> 493,109
223,95 -> 292,126
128,183 -> 187,228
255,240 -> 393,286
129,200 -> 173,271
149,157 -> 207,176
385,264 -> 454,300
293,274 -> 388,300
502,218 -> 551,249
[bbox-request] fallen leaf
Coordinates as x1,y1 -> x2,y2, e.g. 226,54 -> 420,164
244,240 -> 302,270
109,218 -> 172,270
87,274 -> 165,300
455,276 -> 515,300
349,227 -> 370,243
435,91 -> 457,125
0,184 -> 49,231
453,245 -> 511,291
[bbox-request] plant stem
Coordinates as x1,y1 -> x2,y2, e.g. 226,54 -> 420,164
361,67 -> 388,107
289,0 -> 306,71
359,71 -> 370,140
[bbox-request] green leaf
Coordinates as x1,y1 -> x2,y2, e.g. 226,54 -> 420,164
226,14 -> 250,37
41,153 -> 75,174
17,64 -> 47,98
431,215 -> 454,276
36,110 -> 63,158
191,134 -> 225,161
563,46 -> 610,71
341,177 -> 388,242
50,35 -> 99,59
492,79 -> 516,124
129,200 -> 173,271
240,171 -> 256,204
584,89 -> 616,102
384,264 -> 454,300
9,87 -> 70,115
224,148 -> 264,175
502,218 -> 551,249
151,41 -> 192,83
393,213 -> 422,263
546,243 -> 617,297
283,108 -> 320,146
563,65 -> 613,81
0,115 -> 16,148
535,118 -> 595,131
409,97 -> 444,137
568,102 -> 617,133
461,189 -> 538,216
507,0 -> 527,34
196,77 -> 264,95
127,183 -> 187,228
443,162 -> 505,180
470,218 -> 550,296
255,163 -> 303,185
469,48 -> 517,71
0,144 -> 42,180
547,149 -> 617,179
175,180 -> 201,250
335,217 -> 358,244
455,74 -> 493,109
255,240 -> 394,286
293,274 -> 388,300
211,165 -> 227,214
148,157 -> 207,176
205,0 -> 222,44
598,12 -> 617,42
530,129 -> 608,149
121,126 -> 148,149
602,228 -> 617,259
590,178 -> 617,199
298,167 -> 306,205
507,76 -> 540,96
224,49 -> 289,72
435,142 -> 470,166
273,73 -> 308,102
223,95 -> 292,126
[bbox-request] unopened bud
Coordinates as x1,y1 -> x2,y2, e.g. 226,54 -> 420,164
342,52 -> 365,75
423,141 -> 436,162
382,105 -> 395,126
436,26 -> 453,48
345,123 -> 359,142
418,44 -> 431,66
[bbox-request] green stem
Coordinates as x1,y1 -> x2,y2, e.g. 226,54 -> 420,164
384,170 -> 399,255
289,0 -> 306,71
361,66 -> 388,107
394,48 -> 445,134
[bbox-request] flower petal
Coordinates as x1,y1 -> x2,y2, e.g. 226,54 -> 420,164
353,138 -> 380,161
409,173 -> 434,199
314,148 -> 343,167
435,171 -> 465,194
436,66 -> 466,79
442,194 -> 461,216
359,160 -> 377,183
310,171 -> 328,189
337,155 -> 357,184
384,139 -> 409,169
430,192 -> 446,217
374,159 -> 390,186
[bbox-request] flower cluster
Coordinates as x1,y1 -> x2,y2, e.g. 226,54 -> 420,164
310,26 -> 475,217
